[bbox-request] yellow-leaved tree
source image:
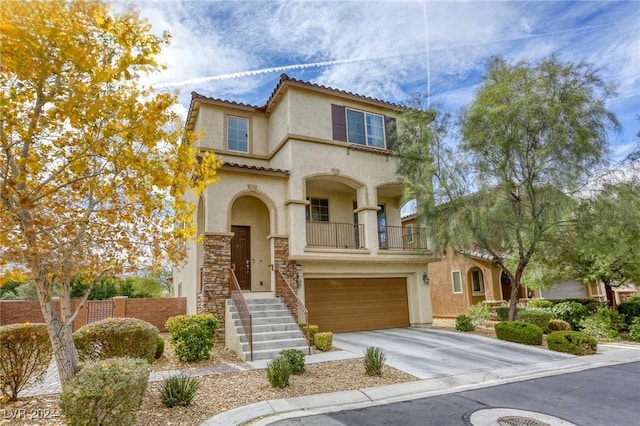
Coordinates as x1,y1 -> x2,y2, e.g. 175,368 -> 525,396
0,0 -> 221,382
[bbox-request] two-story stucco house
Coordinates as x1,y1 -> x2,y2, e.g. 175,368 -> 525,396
173,74 -> 437,360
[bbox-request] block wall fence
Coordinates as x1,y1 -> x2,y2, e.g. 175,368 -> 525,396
0,297 -> 186,332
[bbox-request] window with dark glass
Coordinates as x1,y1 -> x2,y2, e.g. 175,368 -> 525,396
306,198 -> 329,222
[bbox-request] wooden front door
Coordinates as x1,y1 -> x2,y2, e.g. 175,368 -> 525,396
231,226 -> 251,290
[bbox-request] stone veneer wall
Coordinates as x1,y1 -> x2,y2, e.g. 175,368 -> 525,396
197,233 -> 231,342
273,237 -> 299,320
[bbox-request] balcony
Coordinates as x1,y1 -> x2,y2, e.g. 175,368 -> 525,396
305,222 -> 428,251
306,221 -> 364,249
379,225 -> 429,251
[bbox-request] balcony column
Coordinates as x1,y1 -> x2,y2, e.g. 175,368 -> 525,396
284,199 -> 308,256
356,186 -> 380,254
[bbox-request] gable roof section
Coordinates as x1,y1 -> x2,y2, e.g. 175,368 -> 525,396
186,73 -> 404,130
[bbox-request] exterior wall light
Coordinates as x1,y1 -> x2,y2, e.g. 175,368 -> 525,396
422,272 -> 430,285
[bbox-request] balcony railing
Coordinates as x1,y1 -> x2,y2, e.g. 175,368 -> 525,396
229,267 -> 253,361
379,225 -> 429,250
306,221 -> 364,249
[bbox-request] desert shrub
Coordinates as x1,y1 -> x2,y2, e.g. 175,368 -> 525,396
628,318 -> 640,342
494,321 -> 543,345
0,323 -> 52,401
548,319 -> 571,332
155,336 -> 165,359
314,332 -> 333,351
299,324 -> 319,345
518,309 -> 554,333
280,349 -> 305,374
576,306 -> 625,342
364,346 -> 386,376
495,305 -> 524,321
266,357 -> 290,388
60,357 -> 151,426
455,314 -> 474,331
527,299 -> 554,309
547,331 -> 597,355
165,314 -> 219,362
618,300 -> 640,328
593,306 -> 625,332
160,374 -> 200,407
74,317 -> 159,364
579,315 -> 621,342
468,302 -> 491,326
552,302 -> 589,331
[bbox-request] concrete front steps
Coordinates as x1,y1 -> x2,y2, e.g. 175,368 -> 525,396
225,297 -> 310,362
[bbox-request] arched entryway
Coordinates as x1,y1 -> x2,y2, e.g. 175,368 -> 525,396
230,195 -> 271,292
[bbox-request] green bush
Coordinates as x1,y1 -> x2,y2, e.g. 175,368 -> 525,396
468,302 -> 491,326
155,336 -> 165,359
165,314 -> 219,362
552,302 -> 589,331
455,314 -> 475,331
527,299 -> 555,309
495,305 -> 524,321
299,324 -> 319,345
60,357 -> 151,426
266,357 -> 290,388
74,317 -> 159,364
495,321 -> 543,345
618,300 -> 640,328
628,318 -> 640,342
280,349 -> 305,374
364,346 -> 386,376
314,332 -> 333,351
0,323 -> 52,401
548,319 -> 571,332
579,315 -> 621,342
518,309 -> 554,333
160,374 -> 200,407
547,331 -> 597,355
594,306 -> 625,332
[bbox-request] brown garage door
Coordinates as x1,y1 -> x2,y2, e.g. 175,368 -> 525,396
305,278 -> 409,333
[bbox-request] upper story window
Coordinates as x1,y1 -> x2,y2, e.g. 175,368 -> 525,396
306,198 -> 329,222
331,104 -> 396,150
227,116 -> 248,152
346,109 -> 385,148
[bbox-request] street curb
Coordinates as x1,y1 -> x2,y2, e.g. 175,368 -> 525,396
201,347 -> 639,426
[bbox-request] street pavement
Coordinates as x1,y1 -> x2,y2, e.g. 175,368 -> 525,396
265,361 -> 640,426
204,329 -> 640,426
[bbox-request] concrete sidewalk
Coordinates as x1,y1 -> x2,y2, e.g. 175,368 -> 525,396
201,344 -> 640,426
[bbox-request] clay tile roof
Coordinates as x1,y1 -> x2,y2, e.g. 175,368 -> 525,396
460,250 -> 506,262
222,162 -> 290,175
267,73 -> 403,110
190,92 -> 263,110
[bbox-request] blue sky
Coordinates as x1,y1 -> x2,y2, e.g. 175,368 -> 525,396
132,0 -> 640,162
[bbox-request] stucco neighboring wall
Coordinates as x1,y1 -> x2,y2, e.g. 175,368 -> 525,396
540,280 -> 589,300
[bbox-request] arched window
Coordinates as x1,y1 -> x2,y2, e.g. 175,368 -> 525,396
470,269 -> 484,294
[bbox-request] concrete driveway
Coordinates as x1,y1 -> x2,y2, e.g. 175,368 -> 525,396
333,327 -> 574,379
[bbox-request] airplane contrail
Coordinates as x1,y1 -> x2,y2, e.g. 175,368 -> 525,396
153,53 -> 417,88
153,21 -> 621,89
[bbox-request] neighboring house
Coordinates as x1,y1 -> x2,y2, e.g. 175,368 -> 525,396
539,279 -> 605,301
424,247 -> 539,318
173,74 -> 437,358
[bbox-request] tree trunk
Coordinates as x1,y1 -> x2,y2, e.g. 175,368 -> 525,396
36,282 -> 79,383
603,280 -> 615,309
508,281 -> 520,321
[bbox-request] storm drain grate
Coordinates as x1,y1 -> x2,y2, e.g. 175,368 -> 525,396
498,416 -> 550,426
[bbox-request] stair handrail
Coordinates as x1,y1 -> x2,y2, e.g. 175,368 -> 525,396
276,267 -> 311,355
229,267 -> 253,361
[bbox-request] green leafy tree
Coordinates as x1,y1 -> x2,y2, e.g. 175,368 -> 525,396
396,55 -> 619,320
1,1 -> 220,382
538,178 -> 640,305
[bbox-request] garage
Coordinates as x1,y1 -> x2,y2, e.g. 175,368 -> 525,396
305,278 -> 409,333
